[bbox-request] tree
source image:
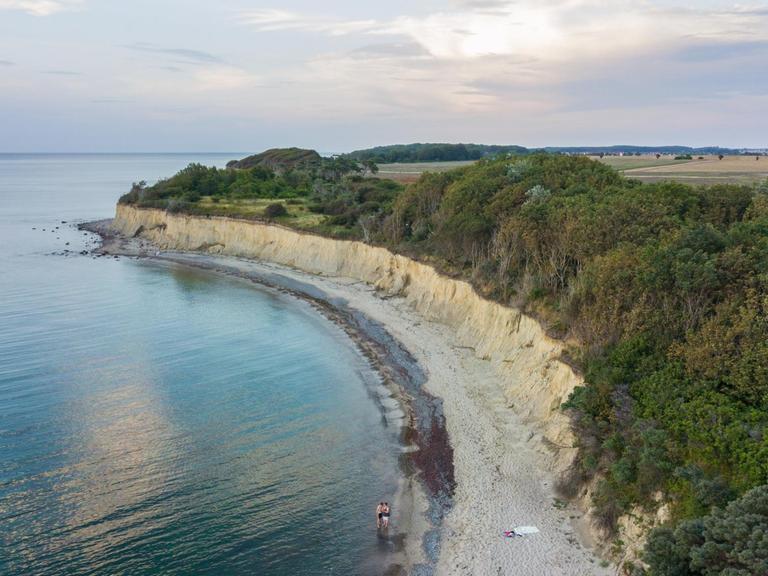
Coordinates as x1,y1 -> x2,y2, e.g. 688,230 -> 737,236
264,203 -> 287,218
359,213 -> 377,243
323,156 -> 361,181
645,485 -> 768,575
361,159 -> 379,177
690,484 -> 768,575
644,523 -> 703,576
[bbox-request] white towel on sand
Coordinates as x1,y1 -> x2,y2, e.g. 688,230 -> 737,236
504,526 -> 540,537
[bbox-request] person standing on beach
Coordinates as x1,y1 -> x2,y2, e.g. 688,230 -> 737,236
381,502 -> 391,529
376,502 -> 384,529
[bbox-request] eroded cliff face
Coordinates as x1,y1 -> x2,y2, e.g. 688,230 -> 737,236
114,205 -> 673,563
114,204 -> 579,462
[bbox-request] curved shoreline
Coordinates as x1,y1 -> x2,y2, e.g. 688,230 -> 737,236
83,213 -> 613,575
81,219 -> 450,575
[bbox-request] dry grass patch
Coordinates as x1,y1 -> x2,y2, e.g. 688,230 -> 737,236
196,197 -> 327,227
375,161 -> 476,182
623,155 -> 768,185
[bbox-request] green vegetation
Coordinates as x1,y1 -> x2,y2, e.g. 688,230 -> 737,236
376,160 -> 476,174
119,152 -> 399,238
344,143 -> 528,163
263,202 -> 287,218
226,147 -> 321,171
644,484 -> 768,575
344,143 -> 744,164
124,151 -> 768,570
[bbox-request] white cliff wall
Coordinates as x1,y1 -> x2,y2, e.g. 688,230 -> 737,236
113,205 -> 580,466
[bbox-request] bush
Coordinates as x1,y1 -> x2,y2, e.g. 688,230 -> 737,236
264,203 -> 287,218
645,484 -> 768,575
166,199 -> 191,213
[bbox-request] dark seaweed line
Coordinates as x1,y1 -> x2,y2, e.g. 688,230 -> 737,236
80,220 -> 455,576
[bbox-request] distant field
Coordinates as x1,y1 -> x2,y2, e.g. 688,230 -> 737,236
618,155 -> 768,185
376,161 -> 475,182
374,156 -> 768,185
597,156 -> 695,170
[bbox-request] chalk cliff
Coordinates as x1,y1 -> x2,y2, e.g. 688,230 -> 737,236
114,204 -> 579,463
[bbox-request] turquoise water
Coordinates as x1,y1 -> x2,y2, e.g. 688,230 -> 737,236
0,155 -> 403,575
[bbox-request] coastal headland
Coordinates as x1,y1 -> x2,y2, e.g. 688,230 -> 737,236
83,206 -> 613,575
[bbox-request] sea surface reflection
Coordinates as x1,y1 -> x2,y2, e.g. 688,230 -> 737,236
0,154 -> 401,575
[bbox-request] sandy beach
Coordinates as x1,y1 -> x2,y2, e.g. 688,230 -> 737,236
85,219 -> 611,576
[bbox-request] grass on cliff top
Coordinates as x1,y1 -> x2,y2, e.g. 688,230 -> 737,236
189,197 -> 359,238
375,161 -> 476,182
194,197 -> 321,225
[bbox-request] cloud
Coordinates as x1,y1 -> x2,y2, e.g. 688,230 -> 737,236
125,43 -> 222,64
43,69 -> 81,75
0,59 -> 14,66
347,42 -> 428,59
91,97 -> 130,104
116,63 -> 261,103
399,2 -> 768,61
239,9 -> 379,36
191,65 -> 260,91
234,0 -> 768,121
241,1 -> 768,62
0,0 -> 80,16
674,40 -> 768,62
5,0 -> 765,150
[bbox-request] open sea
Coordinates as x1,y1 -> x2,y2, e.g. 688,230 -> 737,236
0,154 -> 404,575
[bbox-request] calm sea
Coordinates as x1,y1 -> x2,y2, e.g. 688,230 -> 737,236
0,154 -> 403,575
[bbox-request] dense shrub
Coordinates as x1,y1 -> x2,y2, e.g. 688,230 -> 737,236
381,155 -> 768,538
119,162 -> 313,210
644,484 -> 768,575
264,203 -> 287,218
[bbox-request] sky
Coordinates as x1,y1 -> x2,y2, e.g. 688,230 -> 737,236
0,0 -> 767,152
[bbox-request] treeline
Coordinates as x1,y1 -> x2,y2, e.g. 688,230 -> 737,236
343,143 -> 743,163
344,143 -> 529,163
543,145 -> 740,155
